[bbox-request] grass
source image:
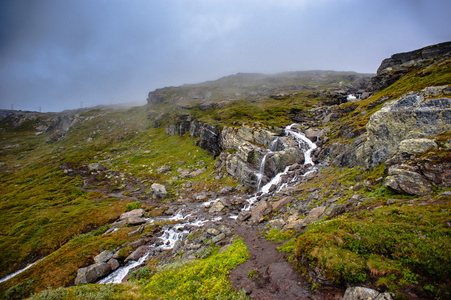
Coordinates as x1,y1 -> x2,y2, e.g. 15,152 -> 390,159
29,238 -> 249,300
138,238 -> 249,299
292,201 -> 451,298
1,224 -> 138,297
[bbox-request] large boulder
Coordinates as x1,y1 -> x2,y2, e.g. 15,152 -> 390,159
150,183 -> 167,199
383,165 -> 433,196
361,90 -> 451,167
342,286 -> 395,300
120,209 -> 145,220
74,262 -> 113,284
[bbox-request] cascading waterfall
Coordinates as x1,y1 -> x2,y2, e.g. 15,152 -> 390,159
244,123 -> 318,208
98,123 -> 317,284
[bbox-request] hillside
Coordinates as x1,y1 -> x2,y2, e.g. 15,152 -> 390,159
0,42 -> 450,300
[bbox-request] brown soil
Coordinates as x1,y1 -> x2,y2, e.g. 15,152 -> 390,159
229,224 -> 344,300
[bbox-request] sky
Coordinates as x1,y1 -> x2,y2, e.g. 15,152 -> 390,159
0,0 -> 450,112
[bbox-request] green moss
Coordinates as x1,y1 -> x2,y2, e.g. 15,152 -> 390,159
264,228 -> 294,242
139,238 -> 249,299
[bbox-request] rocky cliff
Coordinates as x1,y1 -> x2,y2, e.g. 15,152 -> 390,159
366,41 -> 451,94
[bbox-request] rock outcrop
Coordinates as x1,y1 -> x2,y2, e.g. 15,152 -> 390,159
342,286 -> 395,300
356,88 -> 451,168
367,41 -> 451,93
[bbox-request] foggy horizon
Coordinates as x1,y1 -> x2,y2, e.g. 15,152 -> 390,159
1,0 -> 451,113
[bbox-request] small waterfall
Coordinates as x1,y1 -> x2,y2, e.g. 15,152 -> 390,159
244,123 -> 318,208
99,208 -> 212,284
285,124 -> 317,166
0,256 -> 47,284
256,154 -> 268,191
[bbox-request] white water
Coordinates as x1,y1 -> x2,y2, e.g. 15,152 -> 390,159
99,123 -> 318,284
0,256 -> 46,283
243,123 -> 318,209
285,124 -> 317,166
99,207 -> 215,284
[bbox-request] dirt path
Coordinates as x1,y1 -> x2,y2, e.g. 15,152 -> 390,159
229,224 -> 343,300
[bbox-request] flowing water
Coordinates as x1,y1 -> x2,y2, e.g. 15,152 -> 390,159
99,123 -> 318,284
1,123 -> 318,285
0,256 -> 47,284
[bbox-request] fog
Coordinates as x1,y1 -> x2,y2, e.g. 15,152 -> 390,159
1,0 -> 450,112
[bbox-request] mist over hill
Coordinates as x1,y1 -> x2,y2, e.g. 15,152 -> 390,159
0,42 -> 450,300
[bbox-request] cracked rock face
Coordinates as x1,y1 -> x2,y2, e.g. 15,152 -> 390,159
360,90 -> 451,168
383,165 -> 433,196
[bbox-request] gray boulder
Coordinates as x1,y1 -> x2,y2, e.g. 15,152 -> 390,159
88,162 -> 106,171
384,165 -> 433,196
360,91 -> 451,167
342,286 -> 395,300
74,262 -> 112,284
94,250 -> 114,264
119,208 -> 145,220
150,183 -> 167,199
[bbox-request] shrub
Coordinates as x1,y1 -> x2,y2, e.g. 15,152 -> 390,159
126,201 -> 142,211
5,279 -> 34,300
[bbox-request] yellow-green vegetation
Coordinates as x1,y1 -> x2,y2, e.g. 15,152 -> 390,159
191,96 -> 315,128
0,105 -> 234,298
29,238 -> 249,300
138,238 -> 249,299
264,228 -> 294,242
2,224 -> 139,298
28,283 -> 142,300
291,201 -> 451,298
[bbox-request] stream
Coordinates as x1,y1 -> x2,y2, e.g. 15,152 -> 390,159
99,123 -> 318,284
1,123 -> 318,285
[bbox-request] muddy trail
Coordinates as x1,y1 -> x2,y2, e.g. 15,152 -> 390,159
229,225 -> 344,300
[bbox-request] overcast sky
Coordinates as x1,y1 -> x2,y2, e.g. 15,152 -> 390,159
1,0 -> 450,112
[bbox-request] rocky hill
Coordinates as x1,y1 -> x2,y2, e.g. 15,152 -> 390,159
0,42 -> 450,300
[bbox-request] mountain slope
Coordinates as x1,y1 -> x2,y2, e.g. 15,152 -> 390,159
0,42 -> 450,300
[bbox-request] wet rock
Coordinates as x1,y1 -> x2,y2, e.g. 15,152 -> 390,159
125,245 -> 153,262
218,186 -> 235,194
74,262 -> 111,284
130,238 -> 149,249
88,162 -> 106,171
384,165 -> 433,196
237,211 -> 251,222
150,183 -> 167,199
107,258 -> 120,271
194,192 -> 208,201
94,250 -> 114,264
342,286 -> 395,300
209,201 -> 225,213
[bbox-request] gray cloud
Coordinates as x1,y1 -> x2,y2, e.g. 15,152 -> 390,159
0,0 -> 450,112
